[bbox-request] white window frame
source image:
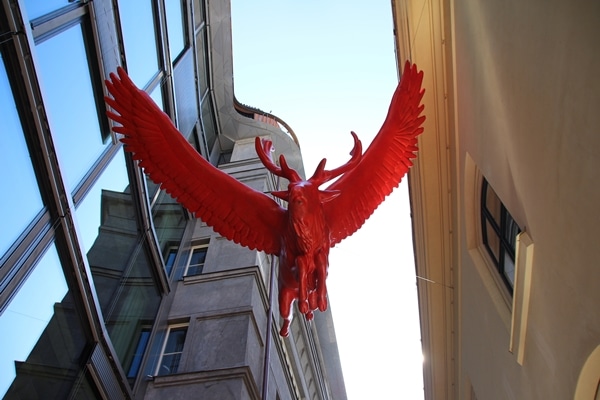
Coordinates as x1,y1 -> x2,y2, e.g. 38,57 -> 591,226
183,244 -> 208,276
155,323 -> 188,376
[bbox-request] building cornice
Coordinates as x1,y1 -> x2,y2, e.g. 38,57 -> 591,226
391,0 -> 458,398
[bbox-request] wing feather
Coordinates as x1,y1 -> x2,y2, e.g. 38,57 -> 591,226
324,61 -> 425,246
105,67 -> 285,254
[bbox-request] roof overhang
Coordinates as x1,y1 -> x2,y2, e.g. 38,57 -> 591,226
391,0 -> 458,398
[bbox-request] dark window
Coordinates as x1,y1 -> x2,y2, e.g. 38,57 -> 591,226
185,246 -> 208,276
481,178 -> 521,293
156,326 -> 187,375
164,248 -> 178,276
127,327 -> 152,383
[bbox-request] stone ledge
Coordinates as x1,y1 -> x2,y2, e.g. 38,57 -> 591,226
149,366 -> 260,398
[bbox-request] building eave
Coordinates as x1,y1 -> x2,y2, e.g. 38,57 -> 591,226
392,0 -> 459,399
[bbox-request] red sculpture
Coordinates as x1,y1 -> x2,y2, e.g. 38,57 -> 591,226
104,61 -> 425,336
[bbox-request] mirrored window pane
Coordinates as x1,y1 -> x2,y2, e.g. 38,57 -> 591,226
202,97 -> 217,150
152,189 -> 187,263
194,0 -> 205,29
149,82 -> 164,111
484,183 -> 502,227
145,81 -> 187,257
0,244 -> 91,398
196,30 -> 209,97
76,150 -> 162,373
75,150 -> 130,252
118,0 -> 160,87
503,250 -> 515,287
165,0 -> 186,63
173,51 -> 198,136
485,220 -> 500,263
35,23 -> 106,192
23,0 -> 77,20
0,55 -> 44,259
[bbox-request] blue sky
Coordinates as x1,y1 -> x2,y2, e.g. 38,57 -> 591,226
231,1 -> 424,398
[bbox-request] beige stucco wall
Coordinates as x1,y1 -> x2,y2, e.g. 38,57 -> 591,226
399,0 -> 600,398
455,1 -> 600,399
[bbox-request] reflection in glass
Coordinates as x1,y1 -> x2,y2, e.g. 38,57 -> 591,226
196,30 -> 209,98
0,55 -> 44,259
152,188 -> 187,266
485,184 -> 501,227
144,80 -> 188,267
202,97 -> 217,151
0,244 -> 93,398
35,23 -> 106,193
149,82 -> 164,111
173,51 -> 198,136
194,0 -> 205,29
503,251 -> 515,286
75,150 -> 130,253
23,0 -> 75,20
127,328 -> 151,383
76,149 -> 162,380
143,80 -> 188,257
485,220 -> 500,263
164,248 -> 178,276
118,0 -> 160,87
165,0 -> 186,63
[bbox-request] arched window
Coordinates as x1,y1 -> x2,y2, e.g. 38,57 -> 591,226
574,345 -> 600,400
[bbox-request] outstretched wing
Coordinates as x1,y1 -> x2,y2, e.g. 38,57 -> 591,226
324,61 -> 425,246
105,67 -> 285,254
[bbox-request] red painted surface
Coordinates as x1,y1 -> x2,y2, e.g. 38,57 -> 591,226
105,61 -> 425,336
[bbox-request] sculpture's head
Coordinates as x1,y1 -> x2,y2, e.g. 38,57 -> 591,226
254,133 -> 363,209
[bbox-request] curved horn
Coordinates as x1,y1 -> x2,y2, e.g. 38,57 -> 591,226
255,137 -> 301,182
309,131 -> 362,185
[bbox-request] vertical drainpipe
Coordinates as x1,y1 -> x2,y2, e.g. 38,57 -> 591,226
262,176 -> 280,400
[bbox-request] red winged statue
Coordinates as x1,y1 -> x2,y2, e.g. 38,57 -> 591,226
105,61 -> 425,336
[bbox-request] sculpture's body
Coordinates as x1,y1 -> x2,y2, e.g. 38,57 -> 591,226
105,61 -> 425,336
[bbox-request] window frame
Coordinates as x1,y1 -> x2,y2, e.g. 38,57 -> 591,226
183,244 -> 208,276
155,323 -> 188,376
480,178 -> 521,294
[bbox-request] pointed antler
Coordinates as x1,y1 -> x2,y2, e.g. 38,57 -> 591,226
309,131 -> 362,186
255,137 -> 302,183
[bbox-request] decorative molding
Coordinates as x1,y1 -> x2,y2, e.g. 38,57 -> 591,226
150,366 -> 261,398
509,231 -> 534,365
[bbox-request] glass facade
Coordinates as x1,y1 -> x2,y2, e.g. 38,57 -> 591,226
23,0 -> 78,20
35,22 -> 107,193
117,0 -> 160,88
165,0 -> 187,62
0,0 -> 219,397
0,55 -> 43,259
